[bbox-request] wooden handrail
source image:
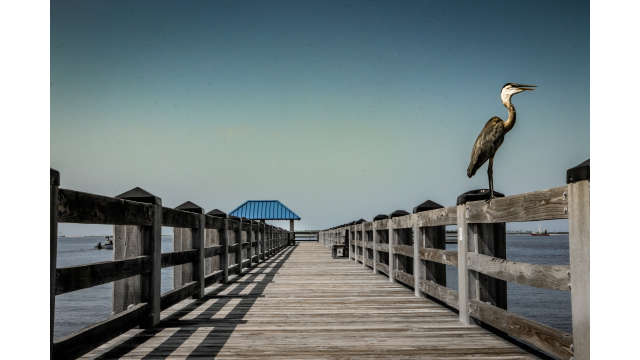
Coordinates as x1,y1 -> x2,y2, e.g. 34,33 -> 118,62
469,300 -> 573,359
161,250 -> 198,268
56,256 -> 151,295
319,160 -> 589,360
419,248 -> 458,266
466,252 -> 570,291
58,189 -> 154,226
51,169 -> 293,360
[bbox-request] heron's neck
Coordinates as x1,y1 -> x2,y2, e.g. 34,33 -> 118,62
503,100 -> 516,133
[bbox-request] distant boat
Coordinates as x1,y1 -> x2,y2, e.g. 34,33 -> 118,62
104,236 -> 113,249
95,236 -> 114,249
530,226 -> 550,237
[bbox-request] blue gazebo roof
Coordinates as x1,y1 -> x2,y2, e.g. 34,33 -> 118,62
229,200 -> 301,220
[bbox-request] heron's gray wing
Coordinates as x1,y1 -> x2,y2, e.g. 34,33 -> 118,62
467,117 -> 504,177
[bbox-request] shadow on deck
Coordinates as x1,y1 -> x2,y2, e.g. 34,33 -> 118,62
83,242 -> 534,359
90,246 -> 296,359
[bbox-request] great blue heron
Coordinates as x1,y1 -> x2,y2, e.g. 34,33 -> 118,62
466,83 -> 536,200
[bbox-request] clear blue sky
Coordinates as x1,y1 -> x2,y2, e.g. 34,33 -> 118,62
51,0 -> 589,235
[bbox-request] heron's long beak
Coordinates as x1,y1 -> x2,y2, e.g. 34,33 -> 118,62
515,84 -> 536,91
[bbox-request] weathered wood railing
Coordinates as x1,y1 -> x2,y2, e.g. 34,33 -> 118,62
50,169 -> 292,359
319,160 -> 589,360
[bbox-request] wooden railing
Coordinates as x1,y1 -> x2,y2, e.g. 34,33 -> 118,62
319,160 -> 589,360
50,169 -> 292,359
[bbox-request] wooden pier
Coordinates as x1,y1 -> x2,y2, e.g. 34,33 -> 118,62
73,242 -> 531,359
51,160 -> 589,359
319,160 -> 590,360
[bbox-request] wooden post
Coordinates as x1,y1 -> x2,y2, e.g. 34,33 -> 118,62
113,188 -> 161,327
194,213 -> 205,297
351,228 -> 359,265
248,221 -> 254,268
414,200 -> 446,286
259,221 -> 265,261
50,169 -> 59,356
567,160 -> 590,360
206,209 -> 225,276
360,224 -> 365,267
175,202 -> 205,298
424,226 -> 446,285
266,225 -> 271,258
354,227 -> 358,263
221,218 -> 229,283
456,204 -> 470,325
355,223 -> 366,267
268,225 -> 273,257
412,218 -> 421,297
236,219 -> 243,275
372,222 -> 378,274
147,196 -> 162,327
388,221 -> 395,283
457,190 -> 507,324
469,222 -> 507,309
289,219 -> 294,245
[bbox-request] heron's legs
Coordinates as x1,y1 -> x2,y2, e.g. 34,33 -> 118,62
487,157 -> 494,201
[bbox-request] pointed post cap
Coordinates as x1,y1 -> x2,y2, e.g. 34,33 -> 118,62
390,210 -> 409,218
413,200 -> 443,213
567,159 -> 589,183
175,201 -> 203,214
206,209 -> 227,218
456,189 -> 504,205
50,168 -> 60,186
116,187 -> 161,205
373,214 -> 389,221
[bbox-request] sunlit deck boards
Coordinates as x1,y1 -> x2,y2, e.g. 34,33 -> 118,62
81,242 -> 534,359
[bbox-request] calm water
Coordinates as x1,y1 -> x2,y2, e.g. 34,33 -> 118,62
54,234 -> 571,339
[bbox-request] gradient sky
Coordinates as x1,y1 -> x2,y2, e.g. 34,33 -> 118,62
51,0 -> 589,235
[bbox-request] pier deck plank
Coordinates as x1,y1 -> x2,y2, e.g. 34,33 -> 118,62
81,242 -> 534,359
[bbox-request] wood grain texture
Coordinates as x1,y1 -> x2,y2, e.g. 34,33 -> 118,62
419,248 -> 459,266
113,224 -> 143,314
204,270 -> 224,287
81,243 -> 533,360
469,300 -> 573,360
204,245 -> 222,259
50,171 -> 59,358
465,186 -> 568,223
373,218 -> 389,230
393,269 -> 415,287
375,243 -> 389,253
568,180 -> 590,360
204,215 -> 225,230
56,256 -> 151,295
393,244 -> 414,258
58,189 -> 153,225
161,207 -> 200,228
466,253 -> 570,291
419,279 -> 459,309
160,281 -> 197,310
391,215 -> 412,229
376,262 -> 389,275
173,227 -> 193,289
162,249 -> 198,268
414,206 -> 458,227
